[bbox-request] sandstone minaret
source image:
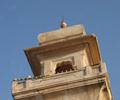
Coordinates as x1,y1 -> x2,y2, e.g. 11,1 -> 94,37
12,22 -> 113,100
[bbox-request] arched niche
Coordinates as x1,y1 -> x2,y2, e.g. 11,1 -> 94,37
55,61 -> 74,74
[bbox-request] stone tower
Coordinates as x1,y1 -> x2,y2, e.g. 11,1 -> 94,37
12,23 -> 113,100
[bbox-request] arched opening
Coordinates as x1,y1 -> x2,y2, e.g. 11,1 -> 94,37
55,61 -> 74,74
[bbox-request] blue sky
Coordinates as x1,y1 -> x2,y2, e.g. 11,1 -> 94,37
0,0 -> 120,100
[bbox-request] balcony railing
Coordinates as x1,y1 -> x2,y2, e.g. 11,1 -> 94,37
12,62 -> 107,94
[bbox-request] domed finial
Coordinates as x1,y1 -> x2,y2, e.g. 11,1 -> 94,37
60,18 -> 68,28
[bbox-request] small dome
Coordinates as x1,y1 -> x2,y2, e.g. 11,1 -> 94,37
60,20 -> 68,28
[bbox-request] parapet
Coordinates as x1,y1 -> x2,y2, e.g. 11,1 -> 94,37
37,24 -> 86,45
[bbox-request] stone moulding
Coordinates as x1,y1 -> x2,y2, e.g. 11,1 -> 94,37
12,75 -> 109,100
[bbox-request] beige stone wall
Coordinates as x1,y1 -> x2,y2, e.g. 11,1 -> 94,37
16,84 -> 109,100
43,84 -> 109,100
37,44 -> 90,76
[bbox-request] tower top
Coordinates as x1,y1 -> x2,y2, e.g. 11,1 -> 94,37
12,22 -> 113,100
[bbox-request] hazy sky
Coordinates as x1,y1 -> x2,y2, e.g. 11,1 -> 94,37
0,0 -> 120,100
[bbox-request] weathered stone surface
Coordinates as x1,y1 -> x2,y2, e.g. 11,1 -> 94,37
44,84 -> 105,100
38,24 -> 86,45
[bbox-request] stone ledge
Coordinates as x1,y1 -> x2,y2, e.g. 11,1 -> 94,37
13,75 -> 107,100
